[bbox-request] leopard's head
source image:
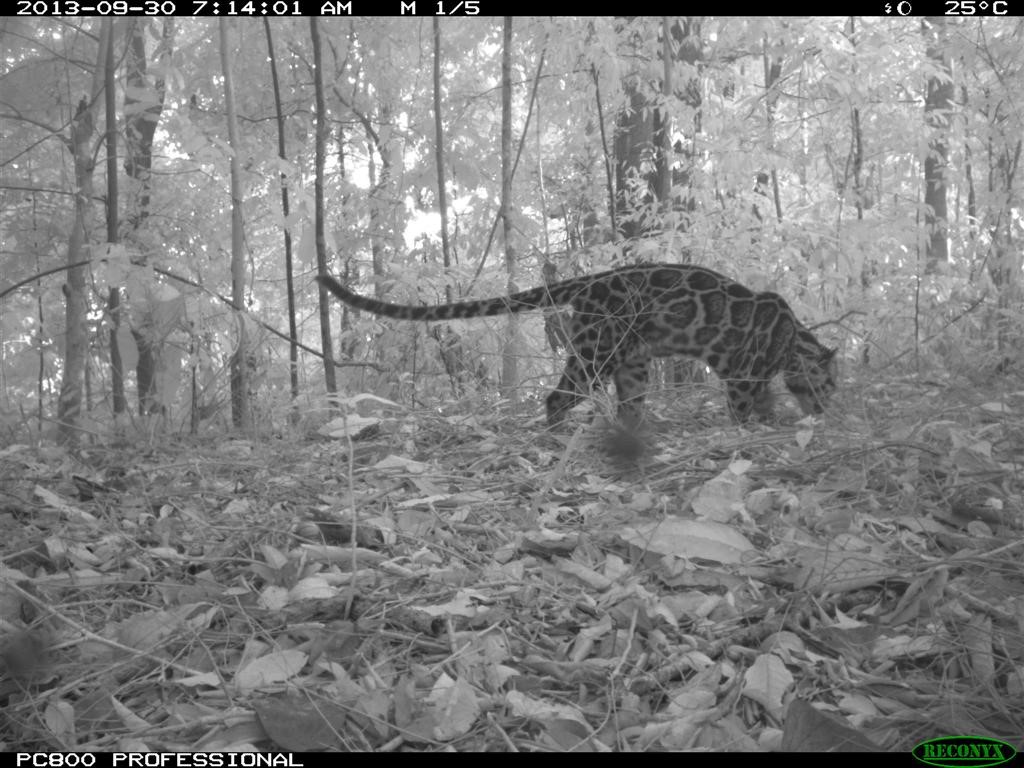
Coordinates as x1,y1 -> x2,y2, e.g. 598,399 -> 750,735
784,342 -> 838,415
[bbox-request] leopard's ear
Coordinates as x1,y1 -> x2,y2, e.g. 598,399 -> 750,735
824,347 -> 838,360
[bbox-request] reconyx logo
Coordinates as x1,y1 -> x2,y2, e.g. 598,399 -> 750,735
912,736 -> 1016,768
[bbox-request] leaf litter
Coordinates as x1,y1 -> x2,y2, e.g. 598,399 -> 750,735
1,384 -> 1024,752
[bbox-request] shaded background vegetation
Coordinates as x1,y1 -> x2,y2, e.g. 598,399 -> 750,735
1,16 -> 1022,440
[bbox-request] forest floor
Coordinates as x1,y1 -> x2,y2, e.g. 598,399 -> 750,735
2,374 -> 1024,752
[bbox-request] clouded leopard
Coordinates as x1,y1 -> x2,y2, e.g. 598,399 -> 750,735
317,263 -> 837,425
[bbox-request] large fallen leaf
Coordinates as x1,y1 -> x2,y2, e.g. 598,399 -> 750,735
418,589 -> 491,619
44,700 -> 75,747
506,690 -> 589,728
427,674 -> 480,742
872,632 -> 946,661
114,604 -> 215,651
235,649 -> 308,692
258,586 -> 289,612
34,486 -> 97,524
782,699 -> 881,751
288,576 -> 338,601
691,468 -> 751,523
618,519 -> 754,564
741,653 -> 793,715
254,696 -> 347,751
373,455 -> 427,473
111,696 -> 151,731
793,539 -> 895,592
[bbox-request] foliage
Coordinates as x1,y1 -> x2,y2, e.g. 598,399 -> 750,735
2,18 -> 1023,437
3,17 -> 1024,752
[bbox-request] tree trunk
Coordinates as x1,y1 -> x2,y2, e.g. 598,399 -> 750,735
57,25 -> 110,445
101,22 -> 126,421
500,18 -> 519,405
219,19 -> 251,430
433,18 -> 453,302
264,20 -> 300,424
311,18 -> 338,400
922,17 -> 953,272
58,98 -> 94,445
761,33 -> 784,223
123,18 -> 173,418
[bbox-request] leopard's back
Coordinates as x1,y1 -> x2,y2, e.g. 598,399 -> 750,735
317,263 -> 837,424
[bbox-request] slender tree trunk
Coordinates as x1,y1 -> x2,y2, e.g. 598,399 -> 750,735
987,134 -> 1022,353
36,263 -> 45,432
58,99 -> 94,446
219,19 -> 250,430
57,24 -> 110,445
675,18 -> 702,218
500,18 -> 518,404
264,20 -> 300,424
336,127 -> 358,361
761,33 -> 783,223
103,21 -> 125,420
960,84 -> 977,247
656,17 -> 673,208
366,132 -> 379,294
590,65 -> 617,240
310,19 -> 337,398
432,19 -> 471,397
433,19 -> 453,303
847,17 -> 865,223
922,17 -> 953,272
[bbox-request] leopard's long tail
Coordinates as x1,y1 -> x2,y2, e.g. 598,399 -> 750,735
316,274 -> 563,320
